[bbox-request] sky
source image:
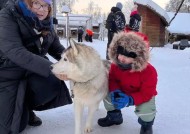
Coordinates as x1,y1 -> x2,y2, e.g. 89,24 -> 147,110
20,38 -> 190,134
71,0 -> 170,14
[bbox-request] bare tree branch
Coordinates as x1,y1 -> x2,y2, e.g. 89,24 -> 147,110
169,0 -> 185,25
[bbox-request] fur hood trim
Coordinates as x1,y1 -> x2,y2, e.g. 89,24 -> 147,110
109,32 -> 149,72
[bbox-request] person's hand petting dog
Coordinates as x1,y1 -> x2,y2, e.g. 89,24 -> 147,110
54,74 -> 70,81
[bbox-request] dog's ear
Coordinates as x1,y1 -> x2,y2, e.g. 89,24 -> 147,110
69,38 -> 78,55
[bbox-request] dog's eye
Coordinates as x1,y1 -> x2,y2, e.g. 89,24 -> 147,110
63,58 -> 67,61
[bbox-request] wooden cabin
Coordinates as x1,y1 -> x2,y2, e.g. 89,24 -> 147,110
135,0 -> 170,46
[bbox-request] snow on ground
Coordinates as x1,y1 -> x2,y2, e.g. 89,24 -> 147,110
21,39 -> 190,134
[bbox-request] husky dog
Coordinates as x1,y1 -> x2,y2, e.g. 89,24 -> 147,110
51,39 -> 108,134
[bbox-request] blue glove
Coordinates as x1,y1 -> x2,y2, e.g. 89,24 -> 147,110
110,90 -> 134,109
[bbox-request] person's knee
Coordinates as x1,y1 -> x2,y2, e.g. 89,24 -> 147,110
28,73 -> 62,91
27,73 -> 62,108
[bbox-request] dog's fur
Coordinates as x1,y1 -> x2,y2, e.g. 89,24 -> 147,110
51,39 -> 108,134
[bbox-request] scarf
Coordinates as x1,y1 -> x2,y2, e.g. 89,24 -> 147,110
116,60 -> 132,70
18,0 -> 53,32
117,62 -> 132,70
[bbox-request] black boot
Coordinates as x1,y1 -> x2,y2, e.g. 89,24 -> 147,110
140,125 -> 153,134
138,118 -> 154,134
98,110 -> 123,127
28,111 -> 42,126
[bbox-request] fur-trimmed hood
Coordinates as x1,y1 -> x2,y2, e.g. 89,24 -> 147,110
109,32 -> 149,72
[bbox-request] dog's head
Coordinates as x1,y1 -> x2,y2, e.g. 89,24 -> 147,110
51,38 -> 103,82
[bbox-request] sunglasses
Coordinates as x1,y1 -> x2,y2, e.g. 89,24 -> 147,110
117,46 -> 137,58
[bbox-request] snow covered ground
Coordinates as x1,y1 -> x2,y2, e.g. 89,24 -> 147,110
21,39 -> 190,134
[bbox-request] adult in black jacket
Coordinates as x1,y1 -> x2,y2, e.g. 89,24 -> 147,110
78,26 -> 84,42
105,2 -> 126,60
0,0 -> 72,133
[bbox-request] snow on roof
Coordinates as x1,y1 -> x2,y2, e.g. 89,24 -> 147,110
167,12 -> 190,35
56,13 -> 92,27
56,13 -> 91,21
134,0 -> 170,25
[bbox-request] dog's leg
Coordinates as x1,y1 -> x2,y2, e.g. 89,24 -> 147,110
74,100 -> 84,134
84,103 -> 99,133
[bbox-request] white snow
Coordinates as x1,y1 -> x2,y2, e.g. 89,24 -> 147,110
167,12 -> 190,35
21,39 -> 190,134
56,13 -> 92,27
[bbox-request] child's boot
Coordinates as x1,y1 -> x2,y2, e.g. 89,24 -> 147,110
98,109 -> 123,127
138,118 -> 154,134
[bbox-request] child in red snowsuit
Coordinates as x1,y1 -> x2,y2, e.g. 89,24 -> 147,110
98,31 -> 157,134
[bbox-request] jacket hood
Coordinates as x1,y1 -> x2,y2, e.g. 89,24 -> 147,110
109,32 -> 149,72
111,7 -> 121,13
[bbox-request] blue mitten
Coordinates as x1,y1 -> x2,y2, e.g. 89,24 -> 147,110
110,89 -> 134,109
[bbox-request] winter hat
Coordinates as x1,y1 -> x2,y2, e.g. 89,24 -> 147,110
116,2 -> 123,10
129,5 -> 141,31
131,4 -> 138,13
109,32 -> 149,72
43,0 -> 52,5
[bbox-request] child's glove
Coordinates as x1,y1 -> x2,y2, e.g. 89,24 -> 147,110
110,89 -> 134,109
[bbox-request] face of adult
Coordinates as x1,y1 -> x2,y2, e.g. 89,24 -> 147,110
30,0 -> 50,20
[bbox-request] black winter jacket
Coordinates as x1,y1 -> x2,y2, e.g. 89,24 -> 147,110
0,1 -> 72,134
0,1 -> 64,78
106,7 -> 126,32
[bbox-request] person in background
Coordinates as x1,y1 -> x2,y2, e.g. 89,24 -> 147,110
78,26 -> 84,42
125,4 -> 141,32
86,29 -> 93,42
105,2 -> 126,59
98,32 -> 158,134
124,4 -> 149,48
0,0 -> 72,133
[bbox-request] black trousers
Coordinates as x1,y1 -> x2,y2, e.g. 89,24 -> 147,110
85,34 -> 89,41
78,34 -> 83,42
88,35 -> 92,42
106,31 -> 114,59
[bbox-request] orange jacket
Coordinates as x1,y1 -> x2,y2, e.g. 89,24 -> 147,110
86,29 -> 93,36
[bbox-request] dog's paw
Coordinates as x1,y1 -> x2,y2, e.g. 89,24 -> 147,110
84,127 -> 92,133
